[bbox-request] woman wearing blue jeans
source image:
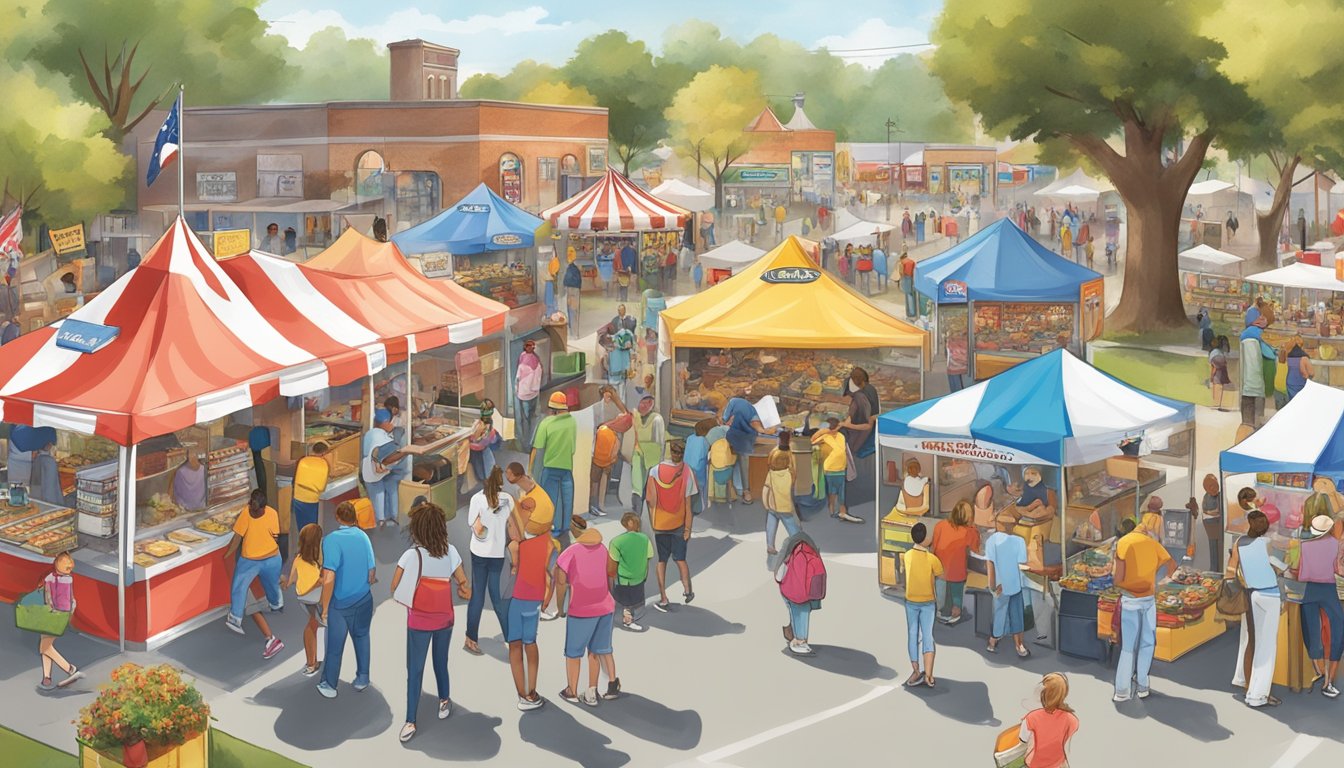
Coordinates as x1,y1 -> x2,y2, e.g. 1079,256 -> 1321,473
392,502 -> 470,743
463,467 -> 512,655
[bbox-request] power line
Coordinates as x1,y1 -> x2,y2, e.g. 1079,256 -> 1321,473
814,42 -> 931,53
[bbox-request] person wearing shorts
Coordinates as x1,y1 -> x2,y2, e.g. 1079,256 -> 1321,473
812,419 -> 850,519
554,517 -> 620,705
505,497 -> 554,711
647,441 -> 697,612
609,512 -> 654,631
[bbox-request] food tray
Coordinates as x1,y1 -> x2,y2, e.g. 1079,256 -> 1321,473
0,508 -> 75,543
0,503 -> 41,528
24,527 -> 77,556
166,528 -> 209,546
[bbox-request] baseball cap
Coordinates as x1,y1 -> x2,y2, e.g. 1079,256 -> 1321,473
374,408 -> 392,424
547,391 -> 569,410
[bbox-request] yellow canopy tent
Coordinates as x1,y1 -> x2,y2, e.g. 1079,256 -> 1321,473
303,227 -> 402,274
662,236 -> 929,356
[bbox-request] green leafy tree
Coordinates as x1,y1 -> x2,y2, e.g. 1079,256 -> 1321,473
32,0 -> 293,137
665,66 -> 766,211
279,27 -> 387,102
0,1 -> 129,225
562,31 -> 674,174
1210,0 -> 1344,263
519,82 -> 597,107
460,60 -> 566,101
845,56 -> 974,144
933,0 -> 1257,332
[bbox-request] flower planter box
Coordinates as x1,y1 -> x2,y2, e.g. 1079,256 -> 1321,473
79,731 -> 207,768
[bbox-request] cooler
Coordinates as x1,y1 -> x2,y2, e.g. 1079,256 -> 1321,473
1057,588 -> 1108,661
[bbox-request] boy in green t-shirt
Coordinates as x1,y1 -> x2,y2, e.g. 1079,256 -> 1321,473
608,512 -> 654,631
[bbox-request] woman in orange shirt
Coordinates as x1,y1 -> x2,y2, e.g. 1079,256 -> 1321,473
931,500 -> 981,625
1019,672 -> 1078,768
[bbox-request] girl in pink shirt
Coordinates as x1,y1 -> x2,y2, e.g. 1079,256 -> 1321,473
38,552 -> 83,691
1019,673 -> 1078,768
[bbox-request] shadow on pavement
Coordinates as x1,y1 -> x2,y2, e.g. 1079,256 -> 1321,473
1115,689 -> 1233,742
157,616 -> 307,690
401,702 -> 503,760
0,604 -> 119,685
584,692 -> 702,750
517,700 -> 631,767
250,673 -> 394,749
783,644 -> 898,681
904,677 -> 1001,727
644,604 -> 745,638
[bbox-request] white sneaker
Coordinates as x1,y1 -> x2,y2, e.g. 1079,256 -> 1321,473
1113,691 -> 1131,702
624,620 -> 644,631
581,687 -> 600,707
517,694 -> 545,711
539,608 -> 558,622
438,699 -> 451,719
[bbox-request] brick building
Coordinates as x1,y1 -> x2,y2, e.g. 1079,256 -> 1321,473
132,39 -> 608,257
722,95 -> 836,213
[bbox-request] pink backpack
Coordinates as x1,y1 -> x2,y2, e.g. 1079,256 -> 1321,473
779,541 -> 827,603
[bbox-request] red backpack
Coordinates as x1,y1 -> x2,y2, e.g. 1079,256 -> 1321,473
779,541 -> 826,603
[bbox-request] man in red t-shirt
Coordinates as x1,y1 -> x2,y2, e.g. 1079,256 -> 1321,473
899,249 -> 917,318
817,204 -> 830,231
505,499 -> 556,711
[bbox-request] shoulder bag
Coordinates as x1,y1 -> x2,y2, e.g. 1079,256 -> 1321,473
1216,537 -> 1250,617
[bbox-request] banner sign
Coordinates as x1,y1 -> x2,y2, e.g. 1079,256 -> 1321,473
491,233 -> 523,247
1080,278 -> 1105,342
878,434 -> 1051,465
939,279 -> 969,304
458,203 -> 491,214
50,224 -> 86,255
212,229 -> 251,259
196,172 -> 237,202
760,267 -> 820,284
54,318 -> 119,354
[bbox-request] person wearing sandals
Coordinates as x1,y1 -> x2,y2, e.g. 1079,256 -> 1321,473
464,466 -> 514,656
763,431 -> 800,555
280,524 -> 325,677
901,523 -> 942,688
391,503 -> 470,742
1290,515 -> 1344,698
37,552 -> 83,691
985,517 -> 1031,658
646,440 -> 697,612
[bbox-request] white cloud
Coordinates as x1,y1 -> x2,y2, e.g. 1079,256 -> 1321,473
269,6 -> 571,48
813,18 -> 932,68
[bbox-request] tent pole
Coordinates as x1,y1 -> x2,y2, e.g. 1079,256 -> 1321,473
967,300 -> 977,382
1052,448 -> 1064,652
116,444 -> 129,652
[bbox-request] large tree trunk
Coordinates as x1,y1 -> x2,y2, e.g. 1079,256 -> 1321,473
1255,155 -> 1299,265
1067,118 -> 1214,333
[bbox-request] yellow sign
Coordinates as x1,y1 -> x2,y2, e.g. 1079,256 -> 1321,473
212,229 -> 251,259
50,223 -> 86,255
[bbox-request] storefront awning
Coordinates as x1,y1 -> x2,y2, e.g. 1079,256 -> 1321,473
879,349 -> 1194,466
661,236 -> 928,353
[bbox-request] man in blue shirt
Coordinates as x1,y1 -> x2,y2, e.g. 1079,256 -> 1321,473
721,393 -> 776,505
318,501 -> 377,698
985,518 -> 1029,656
618,244 -> 638,301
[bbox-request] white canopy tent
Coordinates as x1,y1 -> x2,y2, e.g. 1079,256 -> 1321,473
698,240 -> 767,274
1035,168 -> 1113,203
651,178 -> 715,212
1187,179 -> 1234,197
1245,261 -> 1344,292
832,217 -> 896,245
1221,381 -> 1344,474
1178,243 -> 1244,275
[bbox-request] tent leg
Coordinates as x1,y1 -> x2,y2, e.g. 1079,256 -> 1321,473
1052,459 -> 1065,652
116,445 -> 129,653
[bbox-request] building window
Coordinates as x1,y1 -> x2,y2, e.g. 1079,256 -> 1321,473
438,75 -> 447,100
395,171 -> 441,228
426,76 -> 434,99
499,153 -> 523,204
538,157 -> 558,182
355,150 -> 387,201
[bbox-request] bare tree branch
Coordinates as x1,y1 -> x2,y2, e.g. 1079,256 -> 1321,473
77,50 -> 114,116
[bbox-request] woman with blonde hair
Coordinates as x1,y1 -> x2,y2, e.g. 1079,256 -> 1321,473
931,500 -> 981,625
1019,672 -> 1078,767
762,431 -> 800,555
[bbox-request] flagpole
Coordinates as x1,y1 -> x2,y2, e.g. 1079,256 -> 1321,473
177,84 -> 185,219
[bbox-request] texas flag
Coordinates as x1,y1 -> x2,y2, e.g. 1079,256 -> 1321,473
146,94 -> 180,187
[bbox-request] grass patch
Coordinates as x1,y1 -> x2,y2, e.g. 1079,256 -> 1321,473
211,729 -> 309,768
1100,326 -> 1200,348
1092,347 -> 1223,404
0,725 -> 75,768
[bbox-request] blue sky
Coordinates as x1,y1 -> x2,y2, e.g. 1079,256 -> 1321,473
259,0 -> 941,77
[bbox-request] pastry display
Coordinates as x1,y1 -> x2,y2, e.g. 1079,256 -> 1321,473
974,303 -> 1074,355
140,493 -> 183,526
329,460 -> 357,478
134,554 -> 157,568
141,540 -> 180,558
0,507 -> 75,542
0,503 -> 40,528
453,259 -> 535,308
167,529 -> 208,545
25,525 -> 77,556
194,517 -> 231,535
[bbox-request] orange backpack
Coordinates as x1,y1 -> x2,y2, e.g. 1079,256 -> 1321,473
593,425 -> 621,469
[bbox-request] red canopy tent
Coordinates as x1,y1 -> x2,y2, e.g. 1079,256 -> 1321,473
542,169 -> 690,232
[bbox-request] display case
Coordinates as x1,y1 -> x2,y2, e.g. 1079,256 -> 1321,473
453,252 -> 536,308
0,497 -> 77,556
974,302 -> 1074,357
1180,271 -> 1251,326
75,461 -> 118,539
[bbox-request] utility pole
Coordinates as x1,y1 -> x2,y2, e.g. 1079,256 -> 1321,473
885,118 -> 898,223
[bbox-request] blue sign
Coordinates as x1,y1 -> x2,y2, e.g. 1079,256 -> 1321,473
760,267 -> 821,284
939,279 -> 969,304
458,203 -> 491,214
54,319 -> 119,354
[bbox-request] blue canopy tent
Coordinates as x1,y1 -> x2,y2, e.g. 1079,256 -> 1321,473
876,350 -> 1196,654
392,183 -> 543,255
914,219 -> 1103,381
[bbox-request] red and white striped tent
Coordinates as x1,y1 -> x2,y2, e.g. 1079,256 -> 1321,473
0,218 -> 384,445
221,250 -> 504,362
304,228 -> 507,341
542,169 -> 690,232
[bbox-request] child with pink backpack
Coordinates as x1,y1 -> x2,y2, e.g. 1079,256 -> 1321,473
775,532 -> 826,656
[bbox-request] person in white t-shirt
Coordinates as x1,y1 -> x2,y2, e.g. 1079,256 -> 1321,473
464,466 -> 514,656
391,502 -> 469,742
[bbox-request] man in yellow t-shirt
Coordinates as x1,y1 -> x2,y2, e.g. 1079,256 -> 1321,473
811,418 -> 855,522
223,490 -> 284,658
901,522 -> 943,686
292,442 -> 330,540
1111,513 -> 1176,702
774,204 -> 787,239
